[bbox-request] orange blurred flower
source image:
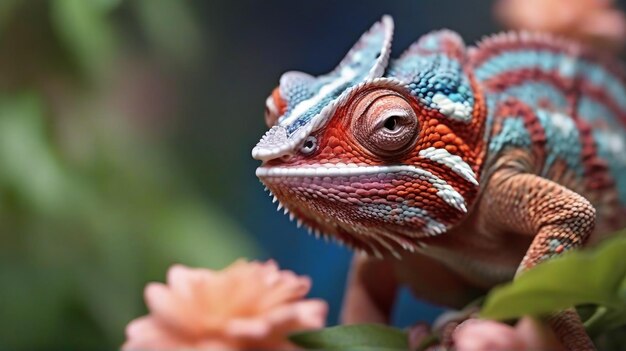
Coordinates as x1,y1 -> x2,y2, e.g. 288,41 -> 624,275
495,0 -> 626,51
122,260 -> 327,350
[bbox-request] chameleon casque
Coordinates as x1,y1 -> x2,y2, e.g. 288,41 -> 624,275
252,16 -> 626,349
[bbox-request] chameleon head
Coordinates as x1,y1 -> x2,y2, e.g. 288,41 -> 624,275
253,16 -> 486,256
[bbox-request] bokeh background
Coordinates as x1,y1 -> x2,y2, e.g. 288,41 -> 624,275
0,1 -> 622,349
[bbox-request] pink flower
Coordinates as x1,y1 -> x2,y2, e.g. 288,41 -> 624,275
122,260 -> 328,350
454,318 -> 564,351
495,0 -> 626,51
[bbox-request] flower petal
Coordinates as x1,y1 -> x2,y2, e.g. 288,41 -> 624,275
122,316 -> 190,350
124,261 -> 328,350
454,319 -> 527,351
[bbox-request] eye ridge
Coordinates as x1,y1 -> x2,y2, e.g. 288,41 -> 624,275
350,89 -> 419,157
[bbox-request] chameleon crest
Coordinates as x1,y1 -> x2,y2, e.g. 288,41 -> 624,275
253,16 -> 486,256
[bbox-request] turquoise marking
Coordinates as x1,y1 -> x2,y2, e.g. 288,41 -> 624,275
475,51 -> 574,80
275,17 -> 392,137
421,35 -> 440,51
535,109 -> 584,177
489,117 -> 532,154
475,50 -> 626,111
549,239 -> 561,250
283,81 -> 352,134
577,96 -> 626,203
578,96 -> 620,123
483,94 -> 498,144
388,54 -> 474,119
580,61 -> 626,110
280,75 -> 315,115
500,82 -> 568,111
593,128 -> 626,203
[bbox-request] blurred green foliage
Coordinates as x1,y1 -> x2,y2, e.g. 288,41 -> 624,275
290,324 -> 409,351
292,234 -> 626,350
0,1 -> 258,349
481,233 -> 626,343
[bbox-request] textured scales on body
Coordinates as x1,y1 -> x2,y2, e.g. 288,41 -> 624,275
253,16 -> 626,350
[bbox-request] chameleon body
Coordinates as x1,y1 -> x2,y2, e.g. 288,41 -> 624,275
252,16 -> 626,349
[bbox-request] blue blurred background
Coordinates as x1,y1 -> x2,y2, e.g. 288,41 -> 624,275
1,1 -> 606,349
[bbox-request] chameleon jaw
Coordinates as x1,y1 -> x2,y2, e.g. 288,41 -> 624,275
256,164 -> 469,213
260,177 -> 420,258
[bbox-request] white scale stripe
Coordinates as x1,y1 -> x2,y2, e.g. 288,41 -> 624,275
418,147 -> 478,186
432,93 -> 473,122
279,66 -> 357,127
256,164 -> 468,213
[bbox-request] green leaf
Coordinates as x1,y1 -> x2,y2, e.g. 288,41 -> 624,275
481,233 -> 626,328
289,324 -> 408,351
50,0 -> 117,77
584,306 -> 626,337
0,93 -> 72,215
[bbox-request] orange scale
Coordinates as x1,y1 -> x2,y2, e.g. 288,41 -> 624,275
427,193 -> 440,201
441,134 -> 456,143
321,146 -> 334,154
433,141 -> 445,148
434,124 -> 452,134
445,145 -> 458,153
349,152 -> 361,160
327,136 -> 341,147
428,133 -> 441,142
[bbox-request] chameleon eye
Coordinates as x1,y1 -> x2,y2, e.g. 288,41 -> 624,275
353,91 -> 418,156
300,136 -> 317,155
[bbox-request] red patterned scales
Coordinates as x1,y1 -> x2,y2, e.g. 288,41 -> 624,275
252,16 -> 626,350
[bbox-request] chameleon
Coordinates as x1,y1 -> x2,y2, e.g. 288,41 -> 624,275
252,15 -> 626,350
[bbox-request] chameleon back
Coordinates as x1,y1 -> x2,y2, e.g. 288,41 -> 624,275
471,33 -> 626,232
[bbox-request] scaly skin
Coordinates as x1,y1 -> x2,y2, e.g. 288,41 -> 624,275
252,16 -> 626,350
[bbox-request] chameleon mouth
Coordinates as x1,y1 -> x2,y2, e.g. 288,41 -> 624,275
257,164 -> 434,177
256,164 -> 469,213
256,148 -> 479,186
